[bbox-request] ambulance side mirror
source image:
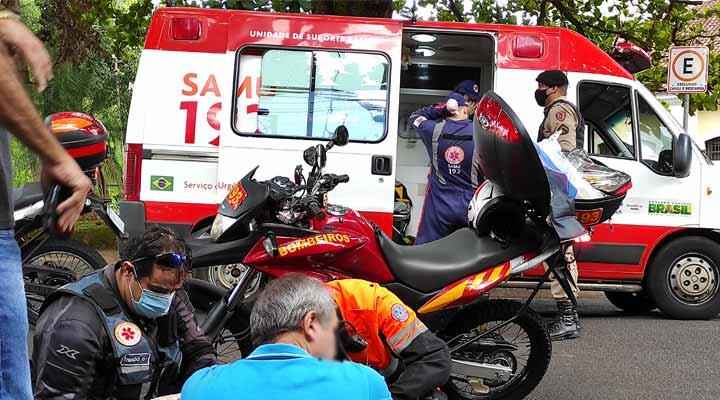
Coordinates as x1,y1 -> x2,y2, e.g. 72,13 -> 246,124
674,133 -> 692,178
333,125 -> 349,147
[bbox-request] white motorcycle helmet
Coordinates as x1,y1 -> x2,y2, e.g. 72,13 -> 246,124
468,181 -> 525,240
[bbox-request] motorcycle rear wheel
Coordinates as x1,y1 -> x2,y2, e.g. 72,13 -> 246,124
442,299 -> 551,400
24,239 -> 106,326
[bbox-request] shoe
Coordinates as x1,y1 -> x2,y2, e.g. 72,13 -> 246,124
547,299 -> 580,341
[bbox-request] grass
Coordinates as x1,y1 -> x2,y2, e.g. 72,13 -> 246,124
72,214 -> 117,250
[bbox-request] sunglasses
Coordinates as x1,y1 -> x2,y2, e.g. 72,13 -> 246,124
133,252 -> 191,271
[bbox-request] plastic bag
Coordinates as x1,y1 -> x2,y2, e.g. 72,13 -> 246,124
534,134 -> 604,199
566,149 -> 632,195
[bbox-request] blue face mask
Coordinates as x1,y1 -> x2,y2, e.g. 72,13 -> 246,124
128,269 -> 175,319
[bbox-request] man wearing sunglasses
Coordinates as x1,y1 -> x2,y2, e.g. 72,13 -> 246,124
32,226 -> 218,399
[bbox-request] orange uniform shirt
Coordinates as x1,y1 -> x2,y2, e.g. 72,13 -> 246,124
327,279 -> 428,371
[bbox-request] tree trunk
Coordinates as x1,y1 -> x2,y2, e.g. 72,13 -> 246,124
311,0 -> 393,18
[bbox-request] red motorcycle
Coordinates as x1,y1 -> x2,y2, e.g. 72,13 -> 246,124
187,92 -> 627,399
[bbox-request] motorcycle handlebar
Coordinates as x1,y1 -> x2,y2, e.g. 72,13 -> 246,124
42,184 -> 70,238
336,174 -> 350,184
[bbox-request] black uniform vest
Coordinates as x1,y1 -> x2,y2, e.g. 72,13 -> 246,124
43,270 -> 181,399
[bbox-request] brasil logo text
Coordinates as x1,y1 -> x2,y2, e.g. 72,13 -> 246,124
648,201 -> 692,216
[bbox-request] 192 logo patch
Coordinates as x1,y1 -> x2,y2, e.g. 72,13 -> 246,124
391,304 -> 409,322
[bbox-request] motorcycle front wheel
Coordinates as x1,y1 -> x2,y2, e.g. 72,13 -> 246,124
442,299 -> 551,400
186,278 -> 253,363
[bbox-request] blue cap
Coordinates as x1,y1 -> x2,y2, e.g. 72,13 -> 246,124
446,92 -> 468,107
454,80 -> 481,101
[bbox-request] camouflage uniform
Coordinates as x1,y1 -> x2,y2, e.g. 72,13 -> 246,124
538,96 -> 582,152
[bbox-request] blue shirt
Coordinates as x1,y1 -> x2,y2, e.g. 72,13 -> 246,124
181,343 -> 392,400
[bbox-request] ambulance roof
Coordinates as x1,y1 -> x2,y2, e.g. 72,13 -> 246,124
146,8 -> 633,81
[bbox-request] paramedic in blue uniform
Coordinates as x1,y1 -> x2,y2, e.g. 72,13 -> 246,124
410,91 -> 483,245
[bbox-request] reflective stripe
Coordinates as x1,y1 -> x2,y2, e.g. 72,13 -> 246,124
380,357 -> 399,378
387,319 -> 428,353
471,157 -> 480,187
431,121 -> 447,185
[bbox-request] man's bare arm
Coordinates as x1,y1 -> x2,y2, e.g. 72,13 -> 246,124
0,52 -> 66,164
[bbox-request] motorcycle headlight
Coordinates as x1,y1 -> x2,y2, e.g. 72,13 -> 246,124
210,214 -> 235,242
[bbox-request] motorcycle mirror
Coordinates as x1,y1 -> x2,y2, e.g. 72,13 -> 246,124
315,144 -> 327,168
332,125 -> 349,147
303,147 -> 316,166
294,165 -> 303,185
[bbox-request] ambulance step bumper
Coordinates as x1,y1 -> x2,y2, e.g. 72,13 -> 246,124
500,281 -> 643,293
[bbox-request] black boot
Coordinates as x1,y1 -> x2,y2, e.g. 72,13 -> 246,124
547,300 -> 580,341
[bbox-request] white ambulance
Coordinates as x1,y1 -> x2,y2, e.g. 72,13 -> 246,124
121,7 -> 720,319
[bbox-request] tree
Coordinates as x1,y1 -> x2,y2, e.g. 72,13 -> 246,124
424,0 -> 720,113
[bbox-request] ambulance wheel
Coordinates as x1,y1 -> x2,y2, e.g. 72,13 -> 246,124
647,236 -> 720,320
442,299 -> 551,400
604,291 -> 656,314
194,264 -> 245,290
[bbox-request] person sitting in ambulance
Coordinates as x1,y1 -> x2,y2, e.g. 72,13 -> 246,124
32,226 -> 218,399
328,279 -> 451,400
410,92 -> 483,244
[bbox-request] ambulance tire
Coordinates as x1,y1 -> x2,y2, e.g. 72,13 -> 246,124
604,291 -> 656,314
647,236 -> 720,320
443,299 -> 550,400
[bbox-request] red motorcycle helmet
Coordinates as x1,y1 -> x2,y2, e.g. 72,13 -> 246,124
45,111 -> 109,173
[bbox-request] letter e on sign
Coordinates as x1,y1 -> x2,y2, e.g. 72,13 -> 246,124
667,46 -> 709,93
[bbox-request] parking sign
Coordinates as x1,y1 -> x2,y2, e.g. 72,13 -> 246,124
667,46 -> 709,93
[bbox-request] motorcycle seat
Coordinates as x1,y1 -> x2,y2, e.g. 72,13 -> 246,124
377,227 -> 540,293
13,182 -> 44,210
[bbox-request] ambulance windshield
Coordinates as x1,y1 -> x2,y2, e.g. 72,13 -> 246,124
234,48 -> 389,143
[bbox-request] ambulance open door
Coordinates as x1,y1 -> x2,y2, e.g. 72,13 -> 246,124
216,13 -> 403,233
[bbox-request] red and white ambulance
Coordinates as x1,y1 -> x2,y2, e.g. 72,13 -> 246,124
121,7 -> 720,319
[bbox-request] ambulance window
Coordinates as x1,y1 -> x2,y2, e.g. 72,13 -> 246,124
235,48 -> 389,142
578,82 -> 635,159
637,95 -> 674,175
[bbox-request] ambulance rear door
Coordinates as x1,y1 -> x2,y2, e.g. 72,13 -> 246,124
218,13 -> 403,232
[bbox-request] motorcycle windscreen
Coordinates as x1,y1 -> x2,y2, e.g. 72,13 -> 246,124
218,166 -> 269,221
472,92 -> 550,218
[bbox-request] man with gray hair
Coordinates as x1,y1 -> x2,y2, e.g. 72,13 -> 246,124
181,274 -> 392,400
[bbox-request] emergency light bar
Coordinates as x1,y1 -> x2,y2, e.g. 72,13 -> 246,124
172,17 -> 201,41
513,35 -> 544,59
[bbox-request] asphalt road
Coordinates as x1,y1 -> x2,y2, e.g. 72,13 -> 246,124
525,297 -> 720,400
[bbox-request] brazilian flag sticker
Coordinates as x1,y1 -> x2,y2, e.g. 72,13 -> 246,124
151,176 -> 174,191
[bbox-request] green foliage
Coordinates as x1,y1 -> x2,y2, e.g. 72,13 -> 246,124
12,1 -> 150,204
429,0 -> 720,114
13,0 -> 717,196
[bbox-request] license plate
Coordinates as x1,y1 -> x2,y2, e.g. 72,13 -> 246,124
106,206 -> 125,233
